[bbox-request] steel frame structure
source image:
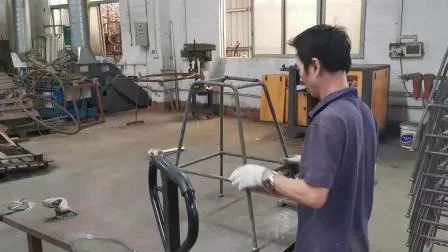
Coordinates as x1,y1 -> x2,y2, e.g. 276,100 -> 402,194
174,76 -> 289,252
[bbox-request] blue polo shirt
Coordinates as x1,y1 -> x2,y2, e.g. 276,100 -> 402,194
294,87 -> 378,252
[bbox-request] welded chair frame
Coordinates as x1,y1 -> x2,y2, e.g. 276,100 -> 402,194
174,76 -> 289,252
148,155 -> 199,252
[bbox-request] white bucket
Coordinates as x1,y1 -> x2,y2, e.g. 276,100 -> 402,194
400,122 -> 419,150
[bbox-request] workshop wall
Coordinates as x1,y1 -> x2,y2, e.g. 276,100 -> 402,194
161,0 -> 448,122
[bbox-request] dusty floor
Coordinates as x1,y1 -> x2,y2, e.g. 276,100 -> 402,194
0,110 -> 420,252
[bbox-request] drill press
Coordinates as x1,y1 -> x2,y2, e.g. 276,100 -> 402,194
181,41 -> 216,117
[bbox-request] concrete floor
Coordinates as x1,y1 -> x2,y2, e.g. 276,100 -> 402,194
0,110 -> 419,252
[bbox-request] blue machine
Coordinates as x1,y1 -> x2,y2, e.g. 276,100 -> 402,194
35,83 -> 99,121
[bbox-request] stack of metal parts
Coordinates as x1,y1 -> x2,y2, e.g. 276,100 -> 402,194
406,47 -> 448,252
0,131 -> 51,176
0,72 -> 38,123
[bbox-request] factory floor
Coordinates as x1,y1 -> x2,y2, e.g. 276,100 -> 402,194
0,110 -> 419,252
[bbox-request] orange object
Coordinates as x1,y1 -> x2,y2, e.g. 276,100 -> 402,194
423,74 -> 435,99
410,73 -> 423,99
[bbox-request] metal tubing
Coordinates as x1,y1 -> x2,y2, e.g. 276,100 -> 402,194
426,151 -> 448,157
138,76 -> 199,83
260,82 -> 289,158
220,85 -> 224,196
222,151 -> 284,165
232,85 -> 259,252
182,169 -> 231,182
236,83 -> 265,89
175,86 -> 194,167
178,152 -> 221,169
173,77 -> 291,252
224,76 -> 260,82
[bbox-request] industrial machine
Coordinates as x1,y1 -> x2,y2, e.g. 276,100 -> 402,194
180,41 -> 216,117
262,64 -> 390,138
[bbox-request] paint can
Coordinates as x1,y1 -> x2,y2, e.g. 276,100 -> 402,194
400,122 -> 419,150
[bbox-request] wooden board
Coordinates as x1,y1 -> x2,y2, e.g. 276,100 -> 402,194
371,68 -> 389,130
259,74 -> 288,123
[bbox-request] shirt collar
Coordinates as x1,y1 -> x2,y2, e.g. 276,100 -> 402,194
309,87 -> 359,118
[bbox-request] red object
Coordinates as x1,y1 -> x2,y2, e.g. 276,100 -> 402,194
423,74 -> 435,99
410,73 -> 423,99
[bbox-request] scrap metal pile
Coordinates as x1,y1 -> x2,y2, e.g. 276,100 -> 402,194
406,47 -> 448,252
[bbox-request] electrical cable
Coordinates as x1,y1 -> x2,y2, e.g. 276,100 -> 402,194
18,93 -> 80,135
398,0 -> 414,98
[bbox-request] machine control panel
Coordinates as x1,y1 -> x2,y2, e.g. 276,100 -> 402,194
134,22 -> 149,47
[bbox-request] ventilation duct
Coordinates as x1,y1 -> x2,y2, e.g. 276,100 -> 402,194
68,0 -> 97,64
12,0 -> 31,58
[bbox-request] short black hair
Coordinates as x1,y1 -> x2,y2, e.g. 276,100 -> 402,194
288,24 -> 352,73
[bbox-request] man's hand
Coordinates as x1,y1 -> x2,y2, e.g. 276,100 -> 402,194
229,164 -> 267,191
282,155 -> 302,164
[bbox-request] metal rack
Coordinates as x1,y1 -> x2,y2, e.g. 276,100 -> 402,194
405,47 -> 448,252
174,76 -> 289,252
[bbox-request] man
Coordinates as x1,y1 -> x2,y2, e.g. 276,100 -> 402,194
229,24 -> 378,252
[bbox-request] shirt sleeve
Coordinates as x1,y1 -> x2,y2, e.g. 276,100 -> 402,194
299,123 -> 344,189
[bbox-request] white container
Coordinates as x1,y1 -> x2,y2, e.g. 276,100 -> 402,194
400,122 -> 419,150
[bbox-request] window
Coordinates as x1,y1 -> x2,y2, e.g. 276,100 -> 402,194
224,0 -> 252,57
222,0 -> 365,58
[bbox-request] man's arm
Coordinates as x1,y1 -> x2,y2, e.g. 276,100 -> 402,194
272,122 -> 341,209
273,176 -> 329,209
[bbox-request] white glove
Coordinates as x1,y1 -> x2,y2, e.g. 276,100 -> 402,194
229,164 -> 267,191
148,148 -> 162,157
282,155 -> 301,164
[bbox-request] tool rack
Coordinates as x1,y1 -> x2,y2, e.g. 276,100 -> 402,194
173,76 -> 290,252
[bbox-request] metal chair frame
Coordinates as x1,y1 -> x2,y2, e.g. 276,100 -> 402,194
174,76 -> 289,252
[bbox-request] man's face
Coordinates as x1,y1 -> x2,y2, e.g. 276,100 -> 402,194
297,58 -> 322,98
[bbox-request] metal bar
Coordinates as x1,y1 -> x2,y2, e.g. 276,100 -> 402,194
138,76 -> 199,83
226,7 -> 250,13
426,134 -> 448,140
161,172 -> 181,252
231,86 -> 259,252
175,85 -> 194,167
236,82 -> 263,89
178,152 -> 221,169
260,81 -> 289,158
429,103 -> 448,109
224,76 -> 260,82
182,169 -> 231,182
222,151 -> 284,164
161,147 -> 185,156
219,85 -> 224,197
426,151 -> 448,157
0,154 -> 35,160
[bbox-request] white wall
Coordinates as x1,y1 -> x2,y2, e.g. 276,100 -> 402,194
136,0 -> 447,122
5,0 -> 445,121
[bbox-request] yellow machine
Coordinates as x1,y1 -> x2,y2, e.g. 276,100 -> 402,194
260,64 -> 390,137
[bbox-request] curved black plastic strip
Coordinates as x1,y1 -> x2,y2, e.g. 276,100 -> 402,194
148,156 -> 199,252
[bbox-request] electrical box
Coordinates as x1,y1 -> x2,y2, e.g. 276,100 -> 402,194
389,42 -> 424,58
134,22 -> 149,46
